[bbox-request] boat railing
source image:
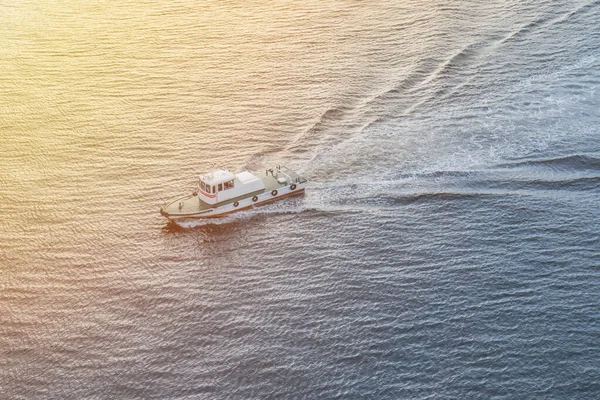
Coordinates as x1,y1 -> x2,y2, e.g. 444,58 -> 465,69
265,165 -> 307,184
275,165 -> 293,184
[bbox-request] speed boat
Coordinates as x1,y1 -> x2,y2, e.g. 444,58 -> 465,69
160,165 -> 307,220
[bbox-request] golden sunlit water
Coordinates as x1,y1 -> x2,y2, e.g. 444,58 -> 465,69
2,0 -> 600,398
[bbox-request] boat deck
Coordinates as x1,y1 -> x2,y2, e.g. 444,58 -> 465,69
259,166 -> 307,191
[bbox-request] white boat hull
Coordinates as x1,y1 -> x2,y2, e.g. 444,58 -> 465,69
161,182 -> 306,221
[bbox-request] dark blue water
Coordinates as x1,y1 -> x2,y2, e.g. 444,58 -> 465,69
1,0 -> 599,398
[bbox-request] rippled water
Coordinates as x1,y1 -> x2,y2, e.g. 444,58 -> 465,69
2,0 -> 600,398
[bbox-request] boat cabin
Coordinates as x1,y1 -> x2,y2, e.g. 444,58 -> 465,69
198,169 -> 265,205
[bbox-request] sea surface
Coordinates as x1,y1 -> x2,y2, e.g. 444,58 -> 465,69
1,1 -> 600,398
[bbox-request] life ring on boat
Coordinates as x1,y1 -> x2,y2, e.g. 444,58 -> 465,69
233,201 -> 239,207
271,190 -> 278,196
252,196 -> 258,202
290,184 -> 296,190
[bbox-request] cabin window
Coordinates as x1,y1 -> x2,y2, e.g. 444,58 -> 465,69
218,183 -> 223,192
201,181 -> 206,191
212,185 -> 215,194
224,180 -> 234,190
